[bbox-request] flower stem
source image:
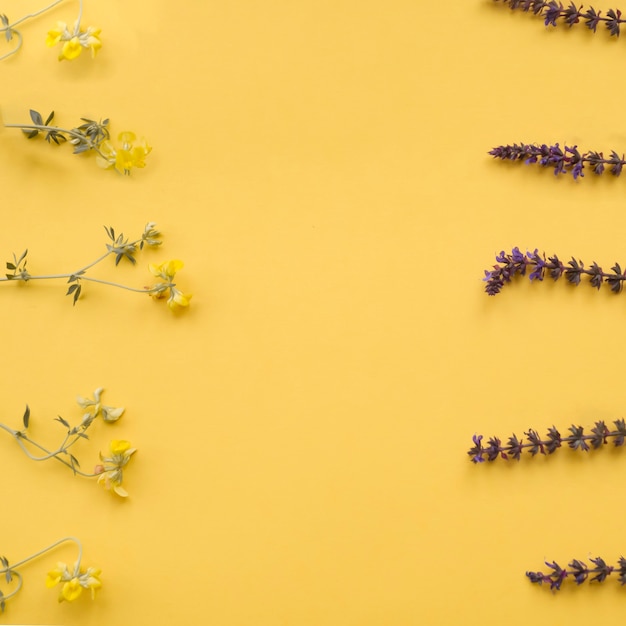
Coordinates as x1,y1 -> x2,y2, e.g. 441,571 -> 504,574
3,123 -> 107,159
2,0 -> 65,31
74,0 -> 83,34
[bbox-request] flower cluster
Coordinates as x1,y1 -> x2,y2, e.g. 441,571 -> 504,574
3,109 -> 150,175
483,247 -> 626,296
527,557 -> 626,590
493,1 -> 626,37
149,259 -> 192,310
45,560 -> 101,602
0,388 -> 137,497
489,143 -> 626,179
0,222 -> 191,310
95,440 -> 136,497
0,0 -> 100,62
45,19 -> 101,61
0,537 -> 98,613
96,131 -> 151,175
469,418 -> 626,463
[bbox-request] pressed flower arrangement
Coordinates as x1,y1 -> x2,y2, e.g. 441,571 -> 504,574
0,0 -> 198,617
0,0 -> 100,62
469,0 -> 626,597
0,537 -> 100,612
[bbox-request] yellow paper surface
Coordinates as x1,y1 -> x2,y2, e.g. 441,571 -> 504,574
2,0 -> 626,624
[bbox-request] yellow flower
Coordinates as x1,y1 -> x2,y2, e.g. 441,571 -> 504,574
45,562 -> 66,588
97,440 -> 137,497
46,20 -> 102,61
45,22 -> 65,47
76,387 -> 124,423
46,561 -> 102,602
96,132 -> 151,175
61,578 -> 82,602
110,439 -> 131,455
149,259 -> 184,281
167,287 -> 192,310
148,260 -> 192,310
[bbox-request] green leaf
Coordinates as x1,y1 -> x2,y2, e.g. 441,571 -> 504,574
55,415 -> 70,429
23,129 -> 38,139
23,405 -> 30,429
29,109 -> 43,126
72,284 -> 81,306
5,263 -> 15,270
44,111 -> 54,125
66,284 -> 79,295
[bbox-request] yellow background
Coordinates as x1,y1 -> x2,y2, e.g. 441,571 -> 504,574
2,0 -> 626,623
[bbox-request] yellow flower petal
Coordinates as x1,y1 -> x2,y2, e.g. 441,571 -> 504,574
59,37 -> 82,61
45,29 -> 63,47
110,440 -> 131,455
61,578 -> 82,602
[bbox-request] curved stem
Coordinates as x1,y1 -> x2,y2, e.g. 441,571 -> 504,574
3,537 -> 82,573
2,0 -> 66,30
21,434 -> 98,477
0,571 -> 22,602
0,421 -> 99,477
0,30 -> 23,62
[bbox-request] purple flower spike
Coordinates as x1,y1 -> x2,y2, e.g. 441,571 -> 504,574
489,142 -> 626,181
469,418 -> 626,463
483,248 -> 626,295
527,557 -> 624,590
493,1 -> 626,40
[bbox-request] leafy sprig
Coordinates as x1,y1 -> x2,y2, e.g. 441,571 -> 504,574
527,557 -> 626,590
0,388 -> 136,497
483,247 -> 626,296
493,1 -> 626,37
4,109 -> 149,175
469,419 -> 626,462
489,143 -> 626,180
0,222 -> 190,310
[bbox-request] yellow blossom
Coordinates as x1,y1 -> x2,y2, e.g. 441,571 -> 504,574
97,440 -> 136,497
96,132 -> 151,175
148,260 -> 192,310
46,561 -> 102,602
46,20 -> 102,61
167,287 -> 192,310
110,439 -> 131,455
149,259 -> 184,281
